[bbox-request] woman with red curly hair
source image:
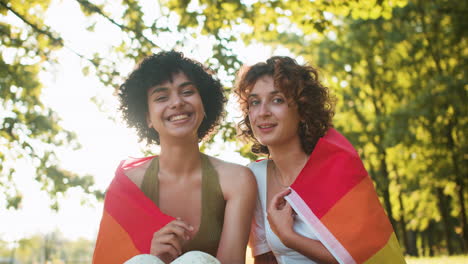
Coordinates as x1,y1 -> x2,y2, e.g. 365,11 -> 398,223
236,56 -> 405,264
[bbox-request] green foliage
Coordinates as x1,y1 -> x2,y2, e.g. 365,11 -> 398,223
0,231 -> 94,263
0,0 -> 101,209
167,0 -> 467,255
1,0 -> 466,256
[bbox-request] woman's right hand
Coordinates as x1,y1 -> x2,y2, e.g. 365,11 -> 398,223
267,189 -> 295,244
150,218 -> 194,263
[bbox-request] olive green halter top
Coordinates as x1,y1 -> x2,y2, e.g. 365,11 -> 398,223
141,154 -> 226,256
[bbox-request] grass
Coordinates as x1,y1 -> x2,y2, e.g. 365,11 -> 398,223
405,255 -> 468,264
245,254 -> 468,264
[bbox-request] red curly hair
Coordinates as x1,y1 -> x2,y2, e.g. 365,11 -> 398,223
235,56 -> 335,155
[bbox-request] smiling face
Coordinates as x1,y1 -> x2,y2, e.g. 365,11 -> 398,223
146,72 -> 205,142
247,75 -> 302,149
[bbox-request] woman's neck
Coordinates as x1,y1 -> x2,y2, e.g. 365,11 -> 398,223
268,142 -> 309,184
158,138 -> 202,180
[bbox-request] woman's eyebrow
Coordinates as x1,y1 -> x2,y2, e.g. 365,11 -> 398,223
248,91 -> 280,98
178,81 -> 195,89
149,86 -> 168,95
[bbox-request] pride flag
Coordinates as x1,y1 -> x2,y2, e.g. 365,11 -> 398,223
93,157 -> 175,264
285,129 -> 406,264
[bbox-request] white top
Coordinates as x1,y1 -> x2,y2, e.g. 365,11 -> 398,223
248,160 -> 319,264
124,252 -> 220,264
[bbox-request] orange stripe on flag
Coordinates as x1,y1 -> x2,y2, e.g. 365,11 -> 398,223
321,176 -> 394,263
93,211 -> 140,264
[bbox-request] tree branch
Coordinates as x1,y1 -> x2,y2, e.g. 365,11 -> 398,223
0,1 -> 63,46
1,1 -> 99,67
75,0 -> 160,49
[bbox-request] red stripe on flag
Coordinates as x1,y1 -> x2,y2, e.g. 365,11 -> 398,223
291,129 -> 368,218
105,162 -> 174,253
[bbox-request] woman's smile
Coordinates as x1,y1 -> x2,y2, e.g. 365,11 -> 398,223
257,122 -> 277,133
167,112 -> 192,122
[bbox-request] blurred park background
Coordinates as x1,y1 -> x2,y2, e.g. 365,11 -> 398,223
1,0 -> 467,263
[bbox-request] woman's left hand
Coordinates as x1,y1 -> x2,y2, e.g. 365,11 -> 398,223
267,188 -> 295,243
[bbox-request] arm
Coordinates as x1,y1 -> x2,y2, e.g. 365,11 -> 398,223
216,167 -> 257,264
267,189 -> 338,264
254,252 -> 278,264
249,164 -> 277,264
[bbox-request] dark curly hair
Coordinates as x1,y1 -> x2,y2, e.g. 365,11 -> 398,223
119,51 -> 226,145
235,56 -> 335,155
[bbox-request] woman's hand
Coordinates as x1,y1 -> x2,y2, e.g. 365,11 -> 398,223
267,189 -> 338,264
267,189 -> 295,244
150,218 -> 194,263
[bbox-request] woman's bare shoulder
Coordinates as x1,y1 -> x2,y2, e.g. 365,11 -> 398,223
124,158 -> 153,188
207,155 -> 252,177
207,155 -> 256,199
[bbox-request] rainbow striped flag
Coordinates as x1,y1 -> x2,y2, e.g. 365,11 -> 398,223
285,128 -> 406,264
93,157 -> 175,264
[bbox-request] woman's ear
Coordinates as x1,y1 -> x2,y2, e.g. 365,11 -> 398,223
146,113 -> 152,128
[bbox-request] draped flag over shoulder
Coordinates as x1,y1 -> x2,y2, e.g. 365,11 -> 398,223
93,157 -> 174,264
284,128 -> 406,264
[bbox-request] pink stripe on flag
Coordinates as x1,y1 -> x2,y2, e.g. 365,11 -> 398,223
286,188 -> 355,264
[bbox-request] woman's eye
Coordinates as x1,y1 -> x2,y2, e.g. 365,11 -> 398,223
273,97 -> 284,104
182,89 -> 195,96
249,100 -> 260,106
155,95 -> 168,102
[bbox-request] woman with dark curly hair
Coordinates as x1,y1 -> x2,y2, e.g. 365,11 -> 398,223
236,56 -> 405,264
93,51 -> 256,264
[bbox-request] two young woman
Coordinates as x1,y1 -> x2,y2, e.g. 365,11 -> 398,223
94,51 -> 405,264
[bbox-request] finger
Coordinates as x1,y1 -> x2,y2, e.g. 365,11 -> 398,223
156,233 -> 183,255
155,244 -> 179,260
269,189 -> 292,210
276,188 -> 292,198
169,224 -> 192,241
156,220 -> 193,238
158,223 -> 191,239
167,234 -> 183,255
170,219 -> 194,232
150,236 -> 180,258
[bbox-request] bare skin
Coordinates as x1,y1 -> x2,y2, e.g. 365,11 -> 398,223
254,252 -> 278,264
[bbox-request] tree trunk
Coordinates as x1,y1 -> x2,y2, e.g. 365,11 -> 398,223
427,221 -> 435,256
421,230 -> 427,256
408,230 -> 418,256
395,170 -> 411,255
398,192 -> 409,253
447,122 -> 468,252
455,174 -> 468,252
436,187 -> 455,254
398,190 -> 418,256
379,157 -> 397,232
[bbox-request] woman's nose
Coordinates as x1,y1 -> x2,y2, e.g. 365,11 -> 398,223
258,102 -> 271,117
170,94 -> 185,108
